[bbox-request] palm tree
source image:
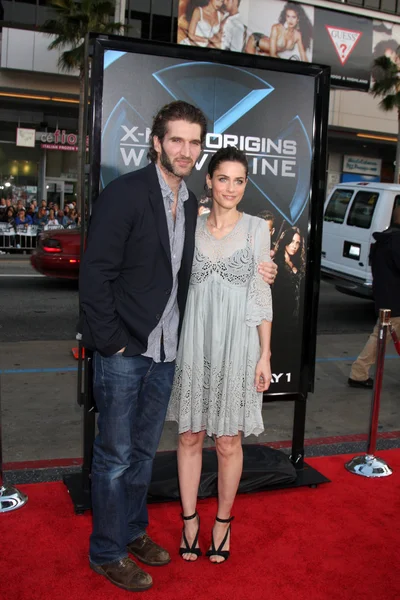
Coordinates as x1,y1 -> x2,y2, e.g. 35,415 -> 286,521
43,0 -> 124,211
371,54 -> 400,184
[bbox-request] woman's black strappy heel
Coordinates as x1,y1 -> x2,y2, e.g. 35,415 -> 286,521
206,516 -> 234,563
179,512 -> 202,560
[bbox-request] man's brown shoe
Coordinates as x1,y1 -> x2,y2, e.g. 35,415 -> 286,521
90,557 -> 153,591
127,533 -> 171,566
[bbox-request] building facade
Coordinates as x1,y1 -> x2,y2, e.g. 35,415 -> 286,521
1,0 -> 400,207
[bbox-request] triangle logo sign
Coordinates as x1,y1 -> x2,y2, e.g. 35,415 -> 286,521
325,26 -> 362,65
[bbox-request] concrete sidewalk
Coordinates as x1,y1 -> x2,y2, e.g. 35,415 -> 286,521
1,332 -> 399,469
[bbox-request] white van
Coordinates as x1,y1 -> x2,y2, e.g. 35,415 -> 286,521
321,182 -> 400,298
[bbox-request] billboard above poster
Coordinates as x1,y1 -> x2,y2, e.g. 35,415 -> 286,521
177,0 -> 378,91
313,9 -> 372,90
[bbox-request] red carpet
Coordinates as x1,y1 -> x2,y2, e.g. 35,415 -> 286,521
1,451 -> 400,600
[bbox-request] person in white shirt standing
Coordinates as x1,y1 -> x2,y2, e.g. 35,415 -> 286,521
221,0 -> 247,52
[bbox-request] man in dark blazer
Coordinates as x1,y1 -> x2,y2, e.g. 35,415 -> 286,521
80,101 -> 277,592
348,205 -> 400,388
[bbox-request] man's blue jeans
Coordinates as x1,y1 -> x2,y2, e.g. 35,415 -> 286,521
89,352 -> 175,566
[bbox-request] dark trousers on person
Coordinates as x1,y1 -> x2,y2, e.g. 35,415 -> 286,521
89,351 -> 175,566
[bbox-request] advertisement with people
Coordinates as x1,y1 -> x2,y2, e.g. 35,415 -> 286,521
245,0 -> 314,62
372,19 -> 400,73
177,0 -> 377,91
96,44 -> 328,395
178,0 -> 314,61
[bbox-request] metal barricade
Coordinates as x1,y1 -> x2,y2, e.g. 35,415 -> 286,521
43,224 -> 64,231
15,224 -> 39,251
0,223 -> 16,251
345,309 -> 393,478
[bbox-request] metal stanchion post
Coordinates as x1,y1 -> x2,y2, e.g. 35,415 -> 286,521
345,309 -> 393,478
0,378 -> 28,512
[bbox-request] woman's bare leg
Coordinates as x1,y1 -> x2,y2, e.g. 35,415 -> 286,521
245,35 -> 257,54
210,434 -> 243,563
259,36 -> 270,54
177,430 -> 206,561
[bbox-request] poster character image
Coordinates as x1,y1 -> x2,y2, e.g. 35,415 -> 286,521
257,209 -> 276,247
371,20 -> 400,83
245,0 -> 314,62
271,225 -> 306,377
177,0 -> 314,62
99,48 -> 323,394
178,0 -> 227,48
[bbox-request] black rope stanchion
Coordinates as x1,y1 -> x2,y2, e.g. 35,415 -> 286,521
0,383 -> 28,512
345,309 -> 393,478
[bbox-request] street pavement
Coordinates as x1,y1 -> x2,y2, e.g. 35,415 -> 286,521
0,256 -> 399,474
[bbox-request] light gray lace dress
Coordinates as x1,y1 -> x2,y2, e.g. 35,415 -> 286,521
166,213 -> 273,438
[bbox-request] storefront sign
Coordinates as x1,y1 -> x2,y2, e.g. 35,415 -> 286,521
325,26 -> 362,65
36,129 -> 80,151
41,143 -> 78,151
16,127 -> 36,148
343,155 -> 382,175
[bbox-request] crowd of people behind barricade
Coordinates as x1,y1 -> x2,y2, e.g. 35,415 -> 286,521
0,197 -> 81,231
0,197 -> 81,252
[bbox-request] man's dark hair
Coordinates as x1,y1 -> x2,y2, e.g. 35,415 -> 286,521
147,101 -> 207,163
258,209 -> 275,223
185,0 -> 209,22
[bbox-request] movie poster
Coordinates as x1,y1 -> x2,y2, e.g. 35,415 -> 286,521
99,49 -> 318,394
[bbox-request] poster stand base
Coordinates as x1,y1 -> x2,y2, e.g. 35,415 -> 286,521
63,457 -> 330,515
64,472 -> 91,514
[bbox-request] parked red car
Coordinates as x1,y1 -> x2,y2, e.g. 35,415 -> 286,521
31,228 -> 81,279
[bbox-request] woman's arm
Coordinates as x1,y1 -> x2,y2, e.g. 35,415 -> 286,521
245,34 -> 256,54
188,7 -> 208,45
269,24 -> 279,57
208,10 -> 225,48
209,28 -> 222,48
255,320 -> 272,392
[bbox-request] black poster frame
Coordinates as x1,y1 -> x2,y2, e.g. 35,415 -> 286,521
64,34 -> 331,513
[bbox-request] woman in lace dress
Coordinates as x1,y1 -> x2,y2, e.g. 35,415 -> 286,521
166,147 -> 273,564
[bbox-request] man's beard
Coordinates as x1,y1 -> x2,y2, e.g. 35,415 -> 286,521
160,146 -> 192,179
